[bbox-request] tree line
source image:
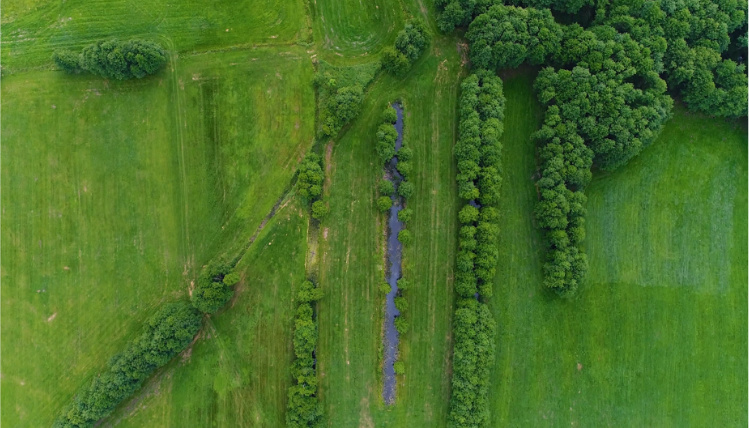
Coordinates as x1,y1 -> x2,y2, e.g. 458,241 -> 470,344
286,281 -> 324,427
448,71 -> 505,427
53,39 -> 167,80
53,302 -> 203,427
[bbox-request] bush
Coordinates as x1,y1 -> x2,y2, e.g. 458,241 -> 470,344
383,19 -> 430,76
393,361 -> 406,375
396,160 -> 412,178
398,180 -> 414,199
379,179 -> 395,195
380,283 -> 392,295
311,200 -> 329,220
458,204 -> 479,224
394,317 -> 410,335
394,296 -> 409,312
52,50 -> 82,73
396,146 -> 413,162
222,272 -> 240,286
382,105 -> 398,124
397,208 -> 413,223
191,262 -> 235,314
376,123 -> 398,163
298,153 -> 324,202
56,39 -> 167,80
377,196 -> 393,212
396,278 -> 411,291
398,229 -> 413,246
54,302 -> 202,428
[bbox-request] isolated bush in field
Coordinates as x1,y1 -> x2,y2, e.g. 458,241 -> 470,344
398,229 -> 413,246
397,208 -> 413,223
393,361 -> 406,375
394,317 -> 410,335
311,200 -> 330,220
398,180 -> 415,199
56,39 -> 167,80
377,196 -> 393,212
379,179 -> 395,195
297,153 -> 324,202
53,301 -> 202,428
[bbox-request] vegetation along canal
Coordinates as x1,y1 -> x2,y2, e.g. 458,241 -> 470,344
382,102 -> 404,404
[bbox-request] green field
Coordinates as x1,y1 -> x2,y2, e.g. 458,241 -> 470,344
110,199 -> 308,427
1,0 -> 308,72
489,73 -> 748,426
1,43 -> 314,426
315,32 -> 463,426
2,0 -> 747,426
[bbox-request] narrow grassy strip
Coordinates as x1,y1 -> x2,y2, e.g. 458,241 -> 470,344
448,70 -> 505,427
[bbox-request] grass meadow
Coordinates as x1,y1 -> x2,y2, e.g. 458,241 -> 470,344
489,74 -> 747,427
1,0 -> 746,425
110,199 -> 309,427
1,44 -> 314,426
315,32 -> 463,426
1,0 -> 309,72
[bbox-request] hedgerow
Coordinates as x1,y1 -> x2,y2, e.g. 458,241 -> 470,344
448,71 -> 505,427
286,281 -> 324,428
53,302 -> 202,427
315,61 -> 379,138
53,39 -> 167,80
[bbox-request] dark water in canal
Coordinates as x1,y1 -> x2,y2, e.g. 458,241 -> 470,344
383,102 -> 404,405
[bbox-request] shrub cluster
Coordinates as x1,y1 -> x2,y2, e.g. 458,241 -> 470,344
382,19 -> 430,76
53,39 -> 167,80
191,261 -> 240,314
286,281 -> 324,428
296,152 -> 330,220
315,61 -> 379,138
448,71 -> 505,428
53,302 -> 202,427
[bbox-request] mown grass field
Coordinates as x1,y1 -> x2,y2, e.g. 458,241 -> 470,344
1,0 -> 309,72
109,199 -> 309,427
1,43 -> 314,426
490,74 -> 748,426
315,31 -> 463,426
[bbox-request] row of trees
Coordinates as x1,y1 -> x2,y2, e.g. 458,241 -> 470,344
54,302 -> 203,427
286,281 -> 324,427
449,71 -> 505,427
382,19 -> 430,76
53,39 -> 167,80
